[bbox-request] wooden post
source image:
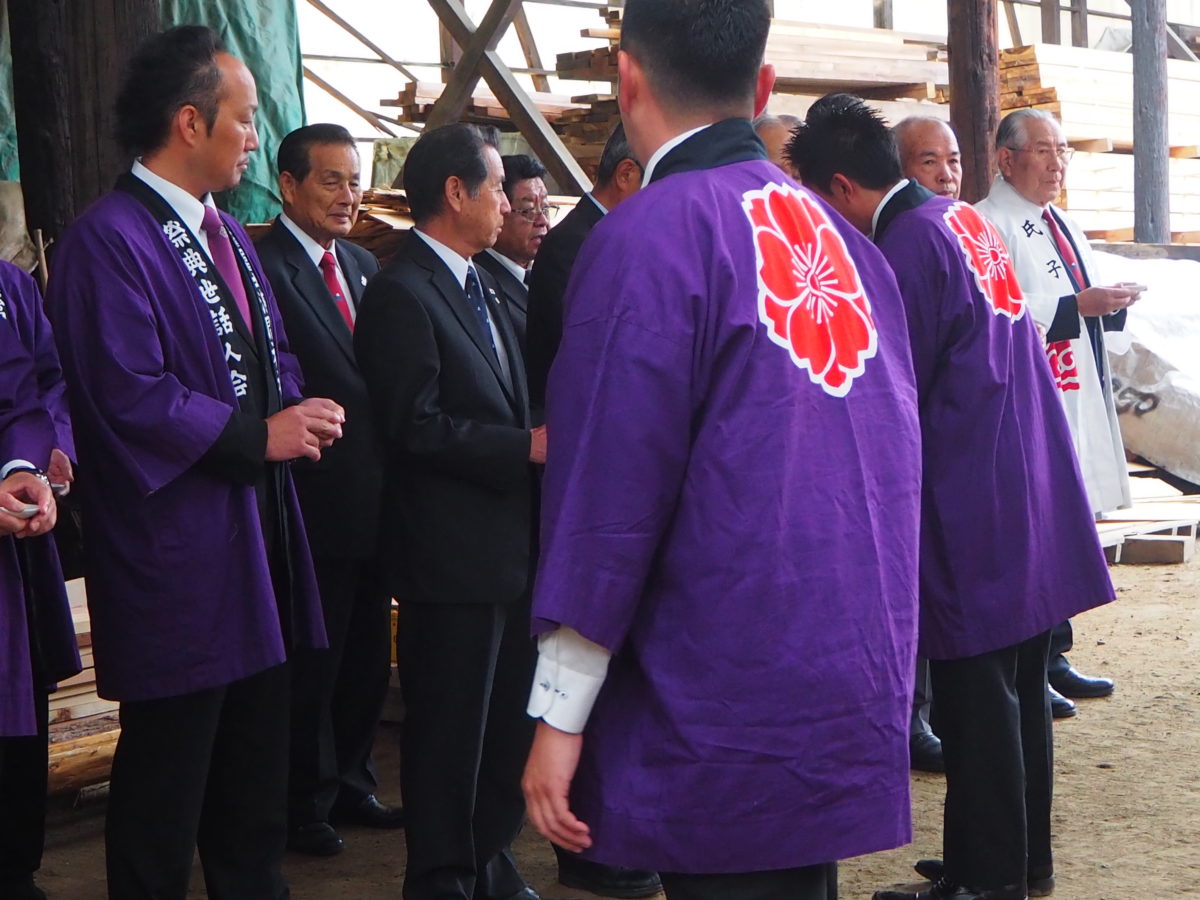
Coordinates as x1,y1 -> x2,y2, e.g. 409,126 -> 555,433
1132,0 -> 1169,243
9,0 -> 160,241
424,0 -> 523,130
948,0 -> 999,204
873,0 -> 894,30
1070,0 -> 1089,48
513,7 -> 552,93
1041,0 -> 1061,44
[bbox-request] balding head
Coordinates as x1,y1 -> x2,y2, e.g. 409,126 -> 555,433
894,117 -> 961,199
753,113 -> 801,178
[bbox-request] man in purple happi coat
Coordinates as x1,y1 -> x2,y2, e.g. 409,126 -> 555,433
520,3 -> 922,899
0,305 -> 76,900
788,95 -> 1113,900
45,26 -> 342,900
0,260 -> 81,900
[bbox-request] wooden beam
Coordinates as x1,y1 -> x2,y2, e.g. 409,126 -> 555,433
305,0 -> 419,83
1041,0 -> 1061,44
439,23 -> 461,85
1070,0 -> 1089,48
514,7 -> 552,93
948,0 -> 999,203
1131,0 -> 1170,243
424,0 -> 523,130
9,0 -> 160,240
873,0 -> 894,30
427,0 -> 591,193
303,66 -> 400,137
1003,1 -> 1024,46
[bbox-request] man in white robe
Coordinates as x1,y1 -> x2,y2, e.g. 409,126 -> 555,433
977,108 -> 1138,707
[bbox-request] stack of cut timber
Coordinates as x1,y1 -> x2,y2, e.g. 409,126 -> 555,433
382,81 -> 579,129
348,188 -> 415,267
554,8 -> 949,176
48,580 -> 118,727
1058,152 -> 1200,240
999,44 -> 1200,153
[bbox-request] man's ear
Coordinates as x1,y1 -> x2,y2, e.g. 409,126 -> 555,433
175,104 -> 206,149
996,147 -> 1014,178
278,172 -> 298,207
615,158 -> 642,192
617,49 -> 641,122
444,175 -> 466,214
830,173 -> 856,203
753,64 -> 776,119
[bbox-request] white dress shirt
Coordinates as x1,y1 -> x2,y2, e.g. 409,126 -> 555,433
640,124 -> 711,184
279,213 -> 355,321
131,160 -> 220,258
484,247 -> 529,286
870,179 -> 911,240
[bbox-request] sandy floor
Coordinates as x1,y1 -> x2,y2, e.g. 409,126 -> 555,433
37,553 -> 1200,899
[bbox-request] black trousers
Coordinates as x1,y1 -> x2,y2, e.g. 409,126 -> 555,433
0,690 -> 49,886
288,556 -> 392,826
105,664 -> 291,900
930,631 -> 1054,891
660,863 -> 836,900
1047,619 -> 1073,679
398,599 -> 537,900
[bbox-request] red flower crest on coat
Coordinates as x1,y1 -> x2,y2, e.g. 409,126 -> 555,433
1046,340 -> 1081,392
943,202 -> 1026,321
742,183 -> 877,397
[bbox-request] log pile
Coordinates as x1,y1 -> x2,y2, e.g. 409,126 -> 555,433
998,44 -> 1200,241
48,580 -> 117,728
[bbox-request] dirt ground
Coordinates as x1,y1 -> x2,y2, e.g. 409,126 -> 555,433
36,554 -> 1200,899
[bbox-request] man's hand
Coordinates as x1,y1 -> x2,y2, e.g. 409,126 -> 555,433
529,425 -> 547,464
1077,285 -> 1136,317
266,403 -> 341,462
0,471 -> 57,537
522,720 -> 591,853
297,397 -> 345,448
49,448 -> 74,496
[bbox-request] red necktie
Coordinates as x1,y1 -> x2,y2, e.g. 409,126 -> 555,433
201,205 -> 253,332
1041,209 -> 1087,290
320,250 -> 355,332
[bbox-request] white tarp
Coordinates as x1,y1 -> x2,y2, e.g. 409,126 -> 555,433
1094,250 -> 1200,485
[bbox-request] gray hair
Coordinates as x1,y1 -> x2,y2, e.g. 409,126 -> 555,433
995,109 -> 1060,151
596,121 -> 638,187
753,113 -> 801,133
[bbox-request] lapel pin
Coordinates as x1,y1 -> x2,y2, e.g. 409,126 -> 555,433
360,275 -> 368,286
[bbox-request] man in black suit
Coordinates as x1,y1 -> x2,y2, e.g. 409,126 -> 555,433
355,123 -> 547,900
255,123 -> 401,857
474,154 -> 551,357
525,123 -> 642,412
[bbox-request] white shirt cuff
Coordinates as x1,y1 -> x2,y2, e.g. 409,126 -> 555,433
526,626 -> 612,734
0,460 -> 38,479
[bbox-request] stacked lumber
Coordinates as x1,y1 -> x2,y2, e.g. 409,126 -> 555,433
1058,152 -> 1200,240
348,188 -> 415,266
998,44 -> 1200,242
554,7 -> 949,177
1098,465 -> 1200,564
382,81 -> 579,129
999,44 -> 1200,153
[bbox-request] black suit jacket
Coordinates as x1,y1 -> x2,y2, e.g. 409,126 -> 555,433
255,219 -> 384,560
874,179 -> 935,242
474,250 -> 529,354
524,196 -> 605,411
354,230 -> 533,606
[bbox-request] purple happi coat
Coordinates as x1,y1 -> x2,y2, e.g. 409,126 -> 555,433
45,187 -> 325,702
875,193 -> 1113,660
0,322 -> 63,735
532,120 -> 922,873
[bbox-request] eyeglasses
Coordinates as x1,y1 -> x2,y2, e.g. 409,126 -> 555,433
1012,146 -> 1075,164
510,204 -> 559,223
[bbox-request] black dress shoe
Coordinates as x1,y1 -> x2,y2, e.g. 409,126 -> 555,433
495,889 -> 580,900
1048,686 -> 1076,719
910,732 -> 945,773
287,821 -> 346,856
557,854 -> 662,898
874,875 -> 1027,899
1049,667 -> 1114,699
331,794 -> 405,829
914,859 -> 1052,896
0,875 -> 47,900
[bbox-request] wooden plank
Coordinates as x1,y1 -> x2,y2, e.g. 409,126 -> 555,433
513,7 -> 551,94
1117,533 -> 1196,564
424,0 -> 523,131
48,728 -> 119,795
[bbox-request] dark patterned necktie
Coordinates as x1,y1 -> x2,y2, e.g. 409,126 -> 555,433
465,267 -> 497,356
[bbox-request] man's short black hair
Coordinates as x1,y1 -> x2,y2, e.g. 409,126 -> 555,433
785,93 -> 903,193
596,122 -> 638,187
404,123 -> 493,225
501,154 -> 548,201
277,123 -> 357,182
620,0 -> 770,113
116,25 -> 227,157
